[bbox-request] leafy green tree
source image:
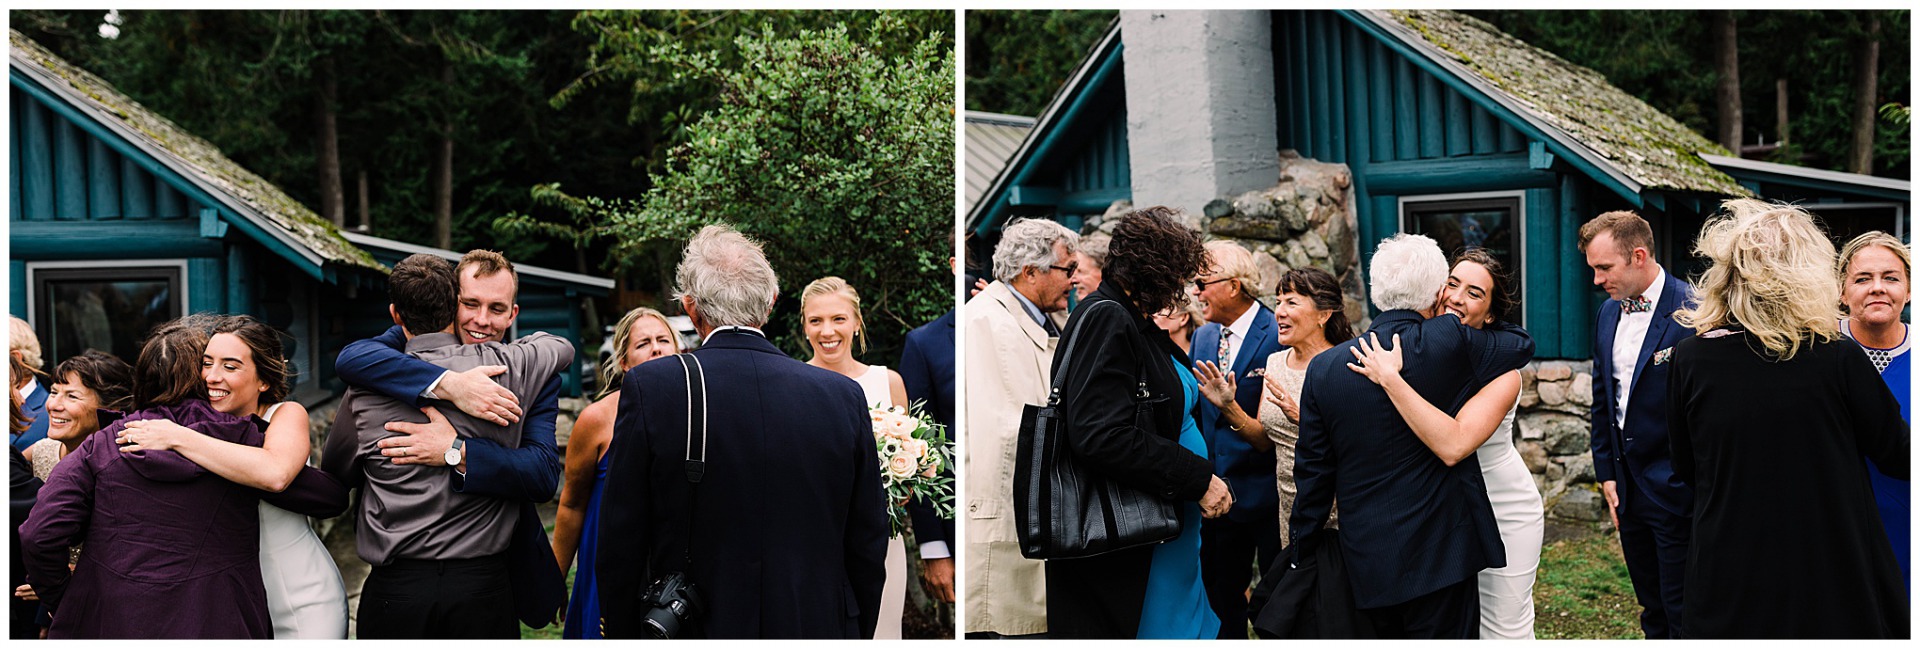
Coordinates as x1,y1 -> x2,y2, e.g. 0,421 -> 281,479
964,10 -> 1116,116
512,19 -> 954,361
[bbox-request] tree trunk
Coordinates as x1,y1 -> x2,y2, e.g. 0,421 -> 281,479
356,168 -> 370,232
1712,10 -> 1742,154
434,60 -> 454,250
1849,14 -> 1880,174
315,56 -> 344,226
1775,78 -> 1789,146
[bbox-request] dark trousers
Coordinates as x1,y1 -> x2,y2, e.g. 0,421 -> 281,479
1355,577 -> 1480,639
1200,515 -> 1282,639
358,553 -> 518,639
1616,480 -> 1691,639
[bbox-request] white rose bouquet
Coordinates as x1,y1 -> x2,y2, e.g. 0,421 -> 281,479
871,400 -> 953,537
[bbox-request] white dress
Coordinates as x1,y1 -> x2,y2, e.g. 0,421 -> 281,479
853,365 -> 909,640
258,403 -> 350,639
1474,404 -> 1544,639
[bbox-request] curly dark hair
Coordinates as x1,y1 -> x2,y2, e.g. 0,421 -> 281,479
1452,248 -> 1516,324
1275,267 -> 1355,345
1103,206 -> 1208,316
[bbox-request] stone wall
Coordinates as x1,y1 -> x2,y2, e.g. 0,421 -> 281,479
1515,359 -> 1609,526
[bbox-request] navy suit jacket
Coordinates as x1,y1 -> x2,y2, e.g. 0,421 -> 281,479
596,330 -> 888,638
1589,270 -> 1696,519
897,310 -> 955,549
12,382 -> 49,451
1290,310 -> 1533,608
1190,305 -> 1282,522
335,325 -> 562,501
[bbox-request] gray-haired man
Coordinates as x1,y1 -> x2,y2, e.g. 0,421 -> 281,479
962,217 -> 1080,638
596,224 -> 888,638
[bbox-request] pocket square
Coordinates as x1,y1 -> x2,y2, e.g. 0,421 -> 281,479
1247,367 -> 1267,378
1652,347 -> 1672,365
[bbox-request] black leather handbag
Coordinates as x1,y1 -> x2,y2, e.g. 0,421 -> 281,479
1013,299 -> 1181,560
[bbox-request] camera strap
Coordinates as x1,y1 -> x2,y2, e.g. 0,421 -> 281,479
677,353 -> 708,572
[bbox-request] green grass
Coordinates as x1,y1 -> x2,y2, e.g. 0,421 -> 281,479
1533,531 -> 1642,639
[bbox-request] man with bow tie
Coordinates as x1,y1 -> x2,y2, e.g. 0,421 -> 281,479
1582,211 -> 1696,639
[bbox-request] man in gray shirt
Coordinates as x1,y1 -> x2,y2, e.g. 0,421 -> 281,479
321,253 -> 573,638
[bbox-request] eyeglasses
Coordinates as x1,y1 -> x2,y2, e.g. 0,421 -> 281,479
1049,263 -> 1078,276
1192,277 -> 1232,291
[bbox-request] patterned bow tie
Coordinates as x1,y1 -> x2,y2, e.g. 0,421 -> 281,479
1620,295 -> 1652,314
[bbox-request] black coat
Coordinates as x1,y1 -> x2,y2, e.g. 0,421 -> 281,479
1290,310 -> 1532,609
594,330 -> 889,639
1250,529 -> 1369,639
1668,333 -> 1908,638
1043,285 -> 1214,638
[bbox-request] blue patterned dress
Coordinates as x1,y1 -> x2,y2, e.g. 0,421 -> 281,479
1135,356 -> 1221,639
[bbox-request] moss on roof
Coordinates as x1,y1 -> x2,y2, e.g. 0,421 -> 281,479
1382,10 -> 1751,198
9,30 -> 385,272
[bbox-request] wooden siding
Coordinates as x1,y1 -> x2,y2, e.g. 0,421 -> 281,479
1273,11 -> 1600,357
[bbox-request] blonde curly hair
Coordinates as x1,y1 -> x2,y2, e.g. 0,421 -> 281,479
1675,199 -> 1840,360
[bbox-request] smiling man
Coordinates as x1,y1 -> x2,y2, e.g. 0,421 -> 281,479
330,249 -> 573,632
1186,240 -> 1281,639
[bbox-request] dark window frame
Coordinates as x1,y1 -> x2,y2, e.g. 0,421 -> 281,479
27,262 -> 187,368
1399,193 -> 1526,327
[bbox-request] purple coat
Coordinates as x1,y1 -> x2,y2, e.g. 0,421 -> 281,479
18,400 -> 346,639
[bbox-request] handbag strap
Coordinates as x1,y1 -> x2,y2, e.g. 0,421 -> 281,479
676,353 -> 708,570
1047,299 -> 1151,406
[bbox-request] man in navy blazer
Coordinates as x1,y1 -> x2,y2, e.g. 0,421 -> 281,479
1581,211 -> 1694,639
9,317 -> 49,452
1290,234 -> 1533,638
1188,241 -> 1283,638
596,224 -> 887,638
898,308 -> 956,604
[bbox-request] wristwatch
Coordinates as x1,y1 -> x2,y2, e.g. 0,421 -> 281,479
444,437 -> 465,467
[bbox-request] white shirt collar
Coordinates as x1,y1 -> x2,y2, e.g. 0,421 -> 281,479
1636,267 -> 1667,308
1225,301 -> 1260,342
16,376 -> 39,402
703,325 -> 766,342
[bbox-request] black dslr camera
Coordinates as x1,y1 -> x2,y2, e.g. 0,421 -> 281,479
639,571 -> 703,639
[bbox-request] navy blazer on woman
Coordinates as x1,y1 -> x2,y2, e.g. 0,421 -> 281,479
1190,305 -> 1281,522
1589,271 -> 1695,518
1290,310 -> 1532,609
595,330 -> 888,639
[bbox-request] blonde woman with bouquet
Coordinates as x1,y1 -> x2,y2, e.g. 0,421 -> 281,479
802,276 -> 911,639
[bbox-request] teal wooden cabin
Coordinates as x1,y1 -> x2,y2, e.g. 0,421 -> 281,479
9,30 -> 609,399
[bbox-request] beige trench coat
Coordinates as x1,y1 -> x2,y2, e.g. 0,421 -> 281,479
961,281 -> 1056,635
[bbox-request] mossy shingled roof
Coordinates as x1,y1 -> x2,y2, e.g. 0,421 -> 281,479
9,30 -> 384,273
1376,10 -> 1752,197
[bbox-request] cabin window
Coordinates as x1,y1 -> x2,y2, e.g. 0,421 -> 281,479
1400,193 -> 1524,326
27,261 -> 187,368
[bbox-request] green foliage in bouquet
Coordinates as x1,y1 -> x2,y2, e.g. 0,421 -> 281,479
871,401 -> 954,538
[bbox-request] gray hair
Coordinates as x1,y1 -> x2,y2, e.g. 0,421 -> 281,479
1204,240 -> 1265,300
992,218 -> 1079,283
1369,233 -> 1448,312
673,224 -> 779,328
8,316 -> 42,372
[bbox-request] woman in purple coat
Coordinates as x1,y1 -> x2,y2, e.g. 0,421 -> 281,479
18,317 -> 345,638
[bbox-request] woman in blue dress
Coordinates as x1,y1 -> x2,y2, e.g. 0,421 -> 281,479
553,308 -> 681,638
1838,231 -> 1910,597
1135,348 -> 1221,639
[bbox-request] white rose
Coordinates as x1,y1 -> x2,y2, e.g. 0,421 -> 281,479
886,454 -> 916,481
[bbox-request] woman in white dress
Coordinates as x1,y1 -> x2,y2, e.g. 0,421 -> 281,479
801,276 -> 911,639
1346,249 -> 1543,639
109,316 -> 349,638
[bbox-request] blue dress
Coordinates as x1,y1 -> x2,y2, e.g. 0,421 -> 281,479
1135,356 -> 1220,639
563,455 -> 610,639
1868,346 -> 1909,598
